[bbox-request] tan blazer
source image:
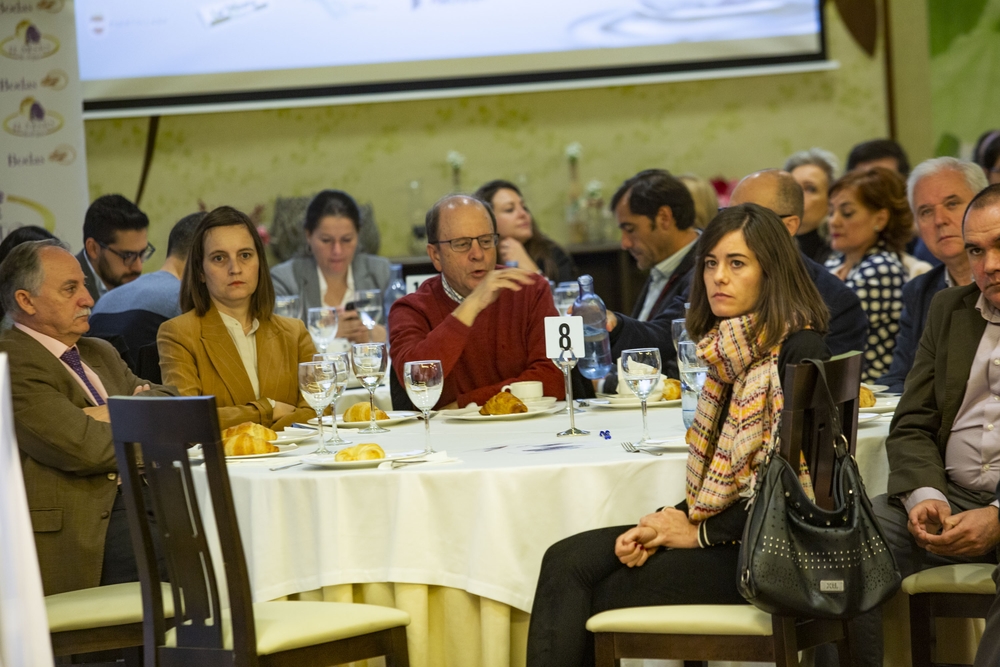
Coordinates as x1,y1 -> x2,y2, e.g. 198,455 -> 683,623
157,305 -> 316,431
0,327 -> 176,595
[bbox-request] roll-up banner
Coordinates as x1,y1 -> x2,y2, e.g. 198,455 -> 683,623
0,0 -> 89,246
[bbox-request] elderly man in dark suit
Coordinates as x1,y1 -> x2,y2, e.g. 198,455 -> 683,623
879,158 -> 987,393
0,240 -> 175,595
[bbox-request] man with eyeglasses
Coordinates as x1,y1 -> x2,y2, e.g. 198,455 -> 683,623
76,194 -> 154,304
388,195 -> 564,409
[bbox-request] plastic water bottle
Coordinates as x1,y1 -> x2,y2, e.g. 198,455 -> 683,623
573,275 -> 613,379
383,264 -> 406,320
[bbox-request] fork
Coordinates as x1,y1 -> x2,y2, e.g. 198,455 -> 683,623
620,441 -> 662,457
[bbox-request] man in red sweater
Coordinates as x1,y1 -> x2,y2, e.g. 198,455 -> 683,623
389,195 -> 565,408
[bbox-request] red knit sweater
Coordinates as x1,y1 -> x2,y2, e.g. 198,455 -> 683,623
388,272 -> 565,408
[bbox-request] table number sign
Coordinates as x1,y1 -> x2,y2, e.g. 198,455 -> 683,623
544,316 -> 584,360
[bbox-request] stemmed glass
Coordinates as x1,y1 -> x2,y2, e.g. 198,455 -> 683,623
298,361 -> 336,455
553,282 -> 579,316
621,348 -> 662,445
354,289 -> 383,341
313,352 -> 352,446
403,360 -> 444,454
275,295 -> 301,319
351,342 -> 389,434
307,307 -> 337,354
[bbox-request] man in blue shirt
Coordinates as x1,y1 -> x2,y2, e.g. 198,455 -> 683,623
88,212 -> 204,371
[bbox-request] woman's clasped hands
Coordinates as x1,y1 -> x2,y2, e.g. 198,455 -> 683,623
614,507 -> 699,567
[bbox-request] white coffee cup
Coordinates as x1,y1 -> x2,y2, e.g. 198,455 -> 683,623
502,380 -> 544,401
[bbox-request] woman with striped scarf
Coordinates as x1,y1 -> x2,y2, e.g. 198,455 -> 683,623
527,203 -> 831,667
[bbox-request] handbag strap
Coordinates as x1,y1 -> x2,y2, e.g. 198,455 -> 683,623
800,358 -> 849,460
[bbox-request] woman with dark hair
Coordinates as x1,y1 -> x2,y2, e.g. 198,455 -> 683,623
473,180 -> 576,283
158,206 -> 316,431
825,167 -> 910,381
974,130 -> 1000,185
271,189 -> 391,343
526,204 -> 830,667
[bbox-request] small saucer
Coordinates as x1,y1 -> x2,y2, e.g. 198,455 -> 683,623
521,396 -> 557,410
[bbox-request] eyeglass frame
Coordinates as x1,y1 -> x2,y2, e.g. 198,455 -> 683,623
96,240 -> 156,265
432,233 -> 500,253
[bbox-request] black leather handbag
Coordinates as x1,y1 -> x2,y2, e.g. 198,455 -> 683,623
737,360 -> 901,620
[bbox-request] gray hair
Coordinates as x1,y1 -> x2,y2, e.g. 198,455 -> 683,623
784,148 -> 840,185
907,157 -> 988,211
0,239 -> 69,317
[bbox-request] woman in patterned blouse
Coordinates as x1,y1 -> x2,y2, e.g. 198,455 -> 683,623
825,167 -> 912,382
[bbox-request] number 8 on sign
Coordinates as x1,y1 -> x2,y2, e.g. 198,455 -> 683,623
544,316 -> 584,359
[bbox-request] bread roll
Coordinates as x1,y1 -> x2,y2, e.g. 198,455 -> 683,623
334,443 -> 386,462
859,385 -> 876,408
479,391 -> 528,415
661,378 -> 681,401
224,433 -> 278,456
343,402 -> 389,423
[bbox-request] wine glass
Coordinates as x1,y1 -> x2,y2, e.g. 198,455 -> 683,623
351,342 -> 389,434
553,282 -> 579,316
403,360 -> 444,454
307,307 -> 337,354
354,289 -> 383,342
274,294 -> 301,319
621,347 -> 662,445
298,361 -> 336,455
313,352 -> 352,446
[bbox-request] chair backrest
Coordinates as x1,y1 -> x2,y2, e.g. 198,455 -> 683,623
779,352 -> 862,511
108,396 -> 257,667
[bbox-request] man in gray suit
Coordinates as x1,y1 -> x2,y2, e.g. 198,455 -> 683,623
0,240 -> 174,595
77,194 -> 154,304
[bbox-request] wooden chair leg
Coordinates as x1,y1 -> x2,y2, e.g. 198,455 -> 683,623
593,633 -> 619,667
772,616 -> 798,667
384,626 -> 410,667
835,619 -> 852,667
910,594 -> 934,667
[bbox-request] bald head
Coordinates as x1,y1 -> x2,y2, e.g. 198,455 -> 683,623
730,170 -> 805,236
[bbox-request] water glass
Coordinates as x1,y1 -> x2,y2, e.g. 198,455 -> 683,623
313,352 -> 351,445
355,289 -> 383,341
298,361 -> 336,455
553,282 -> 579,316
275,294 -> 301,319
678,340 -> 708,429
403,360 -> 444,454
671,318 -> 690,354
307,307 -> 337,354
621,347 -> 662,445
351,342 -> 389,434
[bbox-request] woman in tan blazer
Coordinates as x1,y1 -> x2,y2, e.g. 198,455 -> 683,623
158,206 -> 316,431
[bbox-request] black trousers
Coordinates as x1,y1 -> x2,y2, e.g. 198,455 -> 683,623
525,524 -> 743,667
100,486 -> 168,586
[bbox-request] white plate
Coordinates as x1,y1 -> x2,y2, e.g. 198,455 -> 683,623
442,404 -> 564,422
189,443 -> 298,461
268,432 -> 316,446
521,396 -> 557,410
862,383 -> 889,394
308,411 -> 420,428
859,397 -> 899,414
589,398 -> 681,409
302,449 -> 425,470
857,413 -> 882,427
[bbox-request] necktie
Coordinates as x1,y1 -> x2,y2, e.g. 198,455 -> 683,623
60,347 -> 106,406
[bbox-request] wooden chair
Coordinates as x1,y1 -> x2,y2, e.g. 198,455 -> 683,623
586,351 -> 864,667
903,563 -> 997,667
107,395 -> 411,667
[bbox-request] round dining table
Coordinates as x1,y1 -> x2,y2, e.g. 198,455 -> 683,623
190,402 -> 898,667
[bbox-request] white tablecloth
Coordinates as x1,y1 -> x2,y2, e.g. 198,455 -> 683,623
193,405 -> 892,612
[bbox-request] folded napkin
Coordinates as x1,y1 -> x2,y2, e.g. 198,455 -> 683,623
377,451 -> 459,470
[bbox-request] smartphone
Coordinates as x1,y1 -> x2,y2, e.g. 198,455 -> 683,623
344,302 -> 356,311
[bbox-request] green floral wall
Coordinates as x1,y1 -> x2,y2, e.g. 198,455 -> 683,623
927,0 -> 1000,155
84,3 -> 888,263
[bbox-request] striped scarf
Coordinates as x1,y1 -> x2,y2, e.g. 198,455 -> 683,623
684,315 -> 814,523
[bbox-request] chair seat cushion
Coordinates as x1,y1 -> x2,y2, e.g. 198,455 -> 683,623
586,604 -> 773,636
47,582 -> 175,633
166,601 -> 410,656
901,563 -> 997,595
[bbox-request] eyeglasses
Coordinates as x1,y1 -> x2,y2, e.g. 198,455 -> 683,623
434,233 -> 499,253
97,240 -> 156,265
